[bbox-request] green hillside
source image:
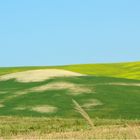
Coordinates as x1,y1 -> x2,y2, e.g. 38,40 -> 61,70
0,61 -> 140,119
0,61 -> 140,80
0,76 -> 140,119
0,62 -> 140,138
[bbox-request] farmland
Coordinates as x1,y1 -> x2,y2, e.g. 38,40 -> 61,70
0,62 -> 140,139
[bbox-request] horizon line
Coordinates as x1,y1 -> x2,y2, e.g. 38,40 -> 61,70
0,60 -> 140,68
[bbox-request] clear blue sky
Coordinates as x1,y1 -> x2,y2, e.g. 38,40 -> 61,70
0,0 -> 140,67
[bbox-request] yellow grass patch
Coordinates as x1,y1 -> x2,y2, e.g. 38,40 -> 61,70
7,125 -> 140,139
82,99 -> 103,109
31,105 -> 58,113
0,104 -> 4,108
14,107 -> 26,111
107,82 -> 140,86
0,91 -> 7,94
14,105 -> 58,113
30,82 -> 92,95
15,82 -> 92,96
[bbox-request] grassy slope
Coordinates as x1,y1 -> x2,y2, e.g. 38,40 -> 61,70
0,62 -> 140,139
61,61 -> 140,80
0,61 -> 140,80
0,76 -> 140,119
0,61 -> 140,119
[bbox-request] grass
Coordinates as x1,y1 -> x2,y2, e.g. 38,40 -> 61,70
0,62 -> 140,139
0,76 -> 140,119
0,61 -> 140,80
0,116 -> 140,139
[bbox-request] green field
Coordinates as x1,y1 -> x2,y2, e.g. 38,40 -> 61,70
0,76 -> 140,119
0,61 -> 140,139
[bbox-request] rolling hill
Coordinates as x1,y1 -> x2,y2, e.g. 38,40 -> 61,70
0,61 -> 140,80
0,61 -> 140,138
0,62 -> 140,119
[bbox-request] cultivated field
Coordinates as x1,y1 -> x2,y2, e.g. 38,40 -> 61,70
0,62 -> 140,139
1,61 -> 140,80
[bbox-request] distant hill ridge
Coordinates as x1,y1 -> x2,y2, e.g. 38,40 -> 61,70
0,61 -> 140,80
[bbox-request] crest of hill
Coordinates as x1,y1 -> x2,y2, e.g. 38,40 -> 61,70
0,61 -> 140,80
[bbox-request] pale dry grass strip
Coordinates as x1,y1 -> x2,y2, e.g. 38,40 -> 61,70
0,104 -> 4,108
15,82 -> 92,96
0,69 -> 84,83
107,82 -> 140,86
82,99 -> 103,109
3,126 -> 140,139
31,105 -> 58,113
14,105 -> 58,113
126,124 -> 139,139
27,82 -> 92,95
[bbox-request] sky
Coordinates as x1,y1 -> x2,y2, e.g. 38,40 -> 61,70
0,0 -> 140,67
